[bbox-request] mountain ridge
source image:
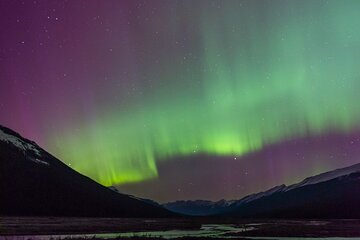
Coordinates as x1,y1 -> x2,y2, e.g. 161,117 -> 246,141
164,162 -> 360,218
0,124 -> 174,218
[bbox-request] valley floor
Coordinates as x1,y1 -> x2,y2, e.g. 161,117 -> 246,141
1,217 -> 360,239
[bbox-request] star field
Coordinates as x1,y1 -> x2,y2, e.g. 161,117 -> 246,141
1,0 -> 360,201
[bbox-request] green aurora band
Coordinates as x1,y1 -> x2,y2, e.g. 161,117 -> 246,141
49,1 -> 360,186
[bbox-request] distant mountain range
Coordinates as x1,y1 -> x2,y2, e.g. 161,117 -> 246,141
0,125 -> 174,217
164,163 -> 360,218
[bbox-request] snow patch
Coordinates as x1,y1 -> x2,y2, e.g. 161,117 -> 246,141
285,163 -> 360,191
0,129 -> 42,158
30,158 -> 50,166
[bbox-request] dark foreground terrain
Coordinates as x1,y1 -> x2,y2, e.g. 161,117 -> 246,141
1,217 -> 360,239
0,217 -> 198,236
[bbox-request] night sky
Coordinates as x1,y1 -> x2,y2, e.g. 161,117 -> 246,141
1,0 -> 360,202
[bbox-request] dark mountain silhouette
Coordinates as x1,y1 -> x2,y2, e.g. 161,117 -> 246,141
163,200 -> 233,216
0,125 -> 174,217
222,163 -> 360,218
165,163 -> 360,218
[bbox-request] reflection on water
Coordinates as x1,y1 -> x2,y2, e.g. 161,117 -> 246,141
112,224 -> 255,238
4,223 -> 360,240
1,224 -> 254,239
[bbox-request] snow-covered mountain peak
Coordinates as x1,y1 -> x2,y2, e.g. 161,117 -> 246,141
0,127 -> 48,166
285,163 -> 360,192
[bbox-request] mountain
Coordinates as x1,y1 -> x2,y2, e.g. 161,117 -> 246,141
283,163 -> 360,192
163,200 -> 232,216
223,163 -> 360,218
164,163 -> 360,218
230,185 -> 286,207
163,185 -> 288,216
0,125 -> 174,217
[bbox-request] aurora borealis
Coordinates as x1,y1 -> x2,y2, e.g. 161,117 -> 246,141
2,0 -> 360,202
